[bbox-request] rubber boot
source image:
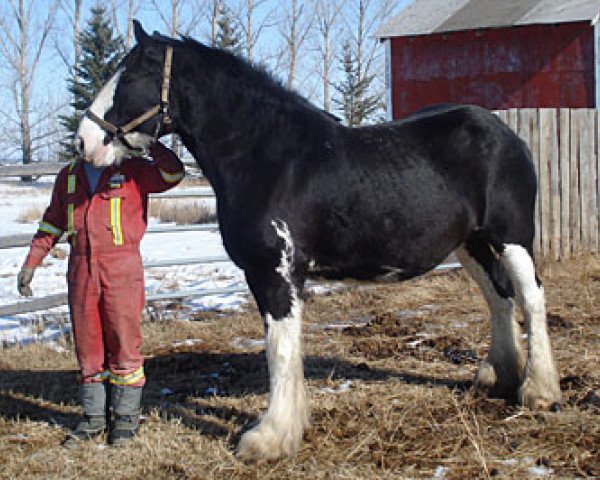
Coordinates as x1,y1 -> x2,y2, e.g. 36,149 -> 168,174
108,385 -> 143,447
62,382 -> 107,448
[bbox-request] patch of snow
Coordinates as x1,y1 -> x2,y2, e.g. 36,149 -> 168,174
527,465 -> 553,476
496,457 -> 553,476
172,338 -> 202,348
397,304 -> 436,318
45,341 -> 68,353
305,281 -> 346,295
232,337 -> 265,350
432,466 -> 449,479
204,387 -> 218,396
497,459 -> 518,466
322,380 -> 353,394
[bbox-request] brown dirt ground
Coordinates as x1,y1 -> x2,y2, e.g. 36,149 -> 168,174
1,256 -> 599,479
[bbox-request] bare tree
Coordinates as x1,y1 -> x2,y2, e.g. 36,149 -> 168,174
0,0 -> 61,172
310,0 -> 344,112
344,0 -> 398,120
207,0 -> 221,45
56,0 -> 83,73
111,0 -> 139,48
234,0 -> 273,62
277,0 -> 312,89
151,0 -> 206,37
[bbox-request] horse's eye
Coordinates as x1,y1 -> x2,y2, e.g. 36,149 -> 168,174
103,133 -> 113,146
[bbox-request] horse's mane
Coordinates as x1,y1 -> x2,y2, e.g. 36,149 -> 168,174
148,32 -> 330,120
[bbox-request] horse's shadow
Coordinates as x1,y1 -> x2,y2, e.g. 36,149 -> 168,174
0,351 -> 472,439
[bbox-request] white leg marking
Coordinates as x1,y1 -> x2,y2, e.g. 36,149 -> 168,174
238,220 -> 308,460
455,248 -> 525,395
500,244 -> 561,409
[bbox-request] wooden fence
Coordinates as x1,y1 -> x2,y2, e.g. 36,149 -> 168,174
496,108 -> 599,260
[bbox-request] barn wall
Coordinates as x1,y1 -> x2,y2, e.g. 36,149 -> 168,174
390,22 -> 595,118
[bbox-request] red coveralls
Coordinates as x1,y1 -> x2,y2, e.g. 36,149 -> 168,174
24,144 -> 184,387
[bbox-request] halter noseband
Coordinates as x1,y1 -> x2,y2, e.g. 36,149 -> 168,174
85,45 -> 174,152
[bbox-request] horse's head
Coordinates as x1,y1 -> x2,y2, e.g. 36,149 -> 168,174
76,21 -> 175,166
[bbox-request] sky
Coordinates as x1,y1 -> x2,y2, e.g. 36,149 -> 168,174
0,0 -> 412,163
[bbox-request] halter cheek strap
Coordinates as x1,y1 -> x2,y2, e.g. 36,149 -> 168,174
85,45 -> 174,151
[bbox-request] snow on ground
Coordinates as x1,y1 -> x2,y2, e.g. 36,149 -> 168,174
0,178 -> 248,346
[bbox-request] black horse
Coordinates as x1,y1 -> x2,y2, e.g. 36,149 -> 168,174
77,21 -> 561,460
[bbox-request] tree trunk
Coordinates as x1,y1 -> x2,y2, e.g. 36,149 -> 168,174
19,0 -> 32,180
74,0 -> 82,71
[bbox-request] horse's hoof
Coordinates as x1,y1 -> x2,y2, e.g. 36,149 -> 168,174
519,379 -> 562,411
237,421 -> 302,461
474,360 -> 497,390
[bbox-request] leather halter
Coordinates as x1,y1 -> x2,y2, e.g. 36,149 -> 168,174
85,46 -> 174,152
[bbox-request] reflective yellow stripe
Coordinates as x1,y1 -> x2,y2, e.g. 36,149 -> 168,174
68,161 -> 76,173
159,168 -> 184,183
67,174 -> 76,194
109,366 -> 145,386
91,370 -> 110,381
38,221 -> 62,237
110,197 -> 123,246
67,203 -> 75,236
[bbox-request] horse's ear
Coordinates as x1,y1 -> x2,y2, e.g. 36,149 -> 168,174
133,20 -> 149,45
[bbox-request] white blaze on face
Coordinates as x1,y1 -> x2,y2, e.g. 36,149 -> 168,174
77,68 -> 124,166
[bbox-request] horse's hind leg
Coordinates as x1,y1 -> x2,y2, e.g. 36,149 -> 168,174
237,220 -> 309,460
456,236 -> 526,400
498,244 -> 561,410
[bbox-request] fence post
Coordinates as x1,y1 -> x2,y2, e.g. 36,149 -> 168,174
538,109 -> 553,258
507,108 -> 519,132
526,109 -> 542,258
578,110 -> 594,252
559,109 -> 571,259
597,110 -> 600,253
586,110 -> 599,253
570,111 -> 582,255
549,110 -> 561,260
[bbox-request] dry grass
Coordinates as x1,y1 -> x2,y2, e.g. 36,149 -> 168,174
1,256 -> 599,479
149,199 -> 217,225
16,205 -> 44,223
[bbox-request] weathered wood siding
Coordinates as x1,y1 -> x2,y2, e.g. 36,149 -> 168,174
497,108 -> 599,259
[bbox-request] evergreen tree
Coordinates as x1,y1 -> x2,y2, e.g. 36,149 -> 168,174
333,40 -> 382,127
59,6 -> 125,161
215,5 -> 242,55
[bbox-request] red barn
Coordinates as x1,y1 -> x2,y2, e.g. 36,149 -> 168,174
375,0 -> 600,119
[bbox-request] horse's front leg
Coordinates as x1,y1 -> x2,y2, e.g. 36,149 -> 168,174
237,221 -> 309,460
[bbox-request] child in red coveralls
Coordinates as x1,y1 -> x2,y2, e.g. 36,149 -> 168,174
17,141 -> 184,447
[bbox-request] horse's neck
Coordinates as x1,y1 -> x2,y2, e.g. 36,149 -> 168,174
172,60 -> 334,190
175,77 -> 273,178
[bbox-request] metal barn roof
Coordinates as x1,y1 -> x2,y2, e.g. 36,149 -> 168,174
375,0 -> 600,38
